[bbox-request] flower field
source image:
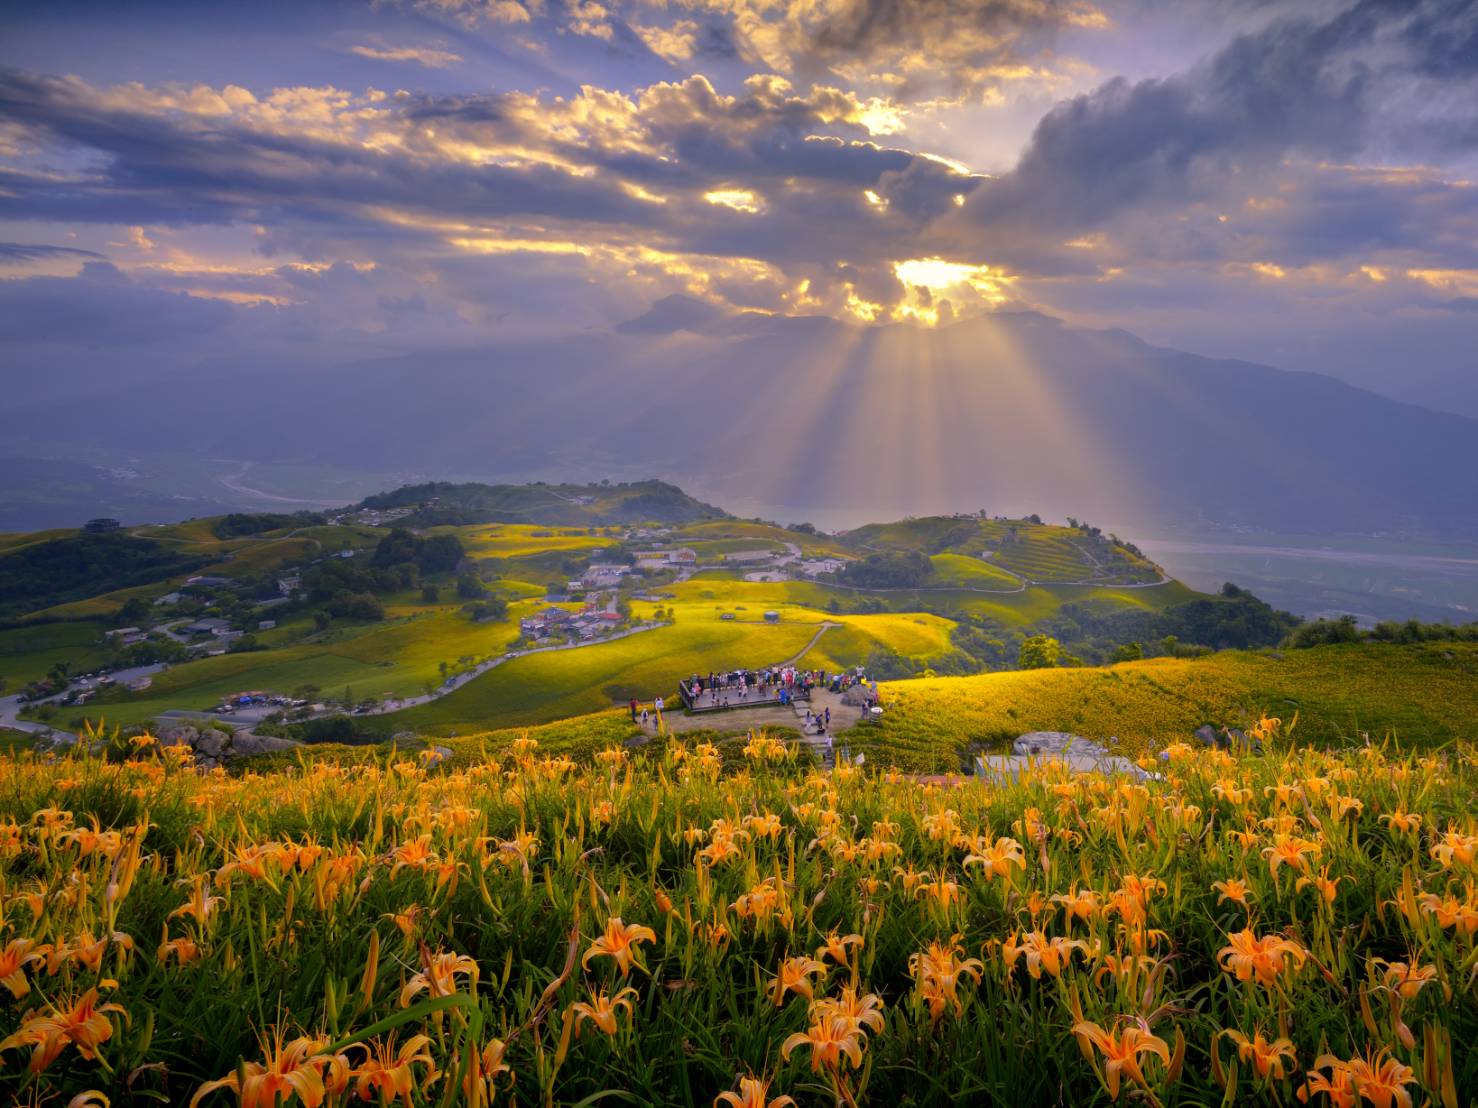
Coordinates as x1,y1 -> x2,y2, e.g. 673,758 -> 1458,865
0,724 -> 1474,1106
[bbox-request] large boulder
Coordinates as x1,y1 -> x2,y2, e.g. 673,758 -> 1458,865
157,725 -> 199,748
226,732 -> 301,758
194,729 -> 228,759
839,683 -> 875,707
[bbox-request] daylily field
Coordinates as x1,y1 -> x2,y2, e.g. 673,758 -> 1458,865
0,722 -> 1474,1106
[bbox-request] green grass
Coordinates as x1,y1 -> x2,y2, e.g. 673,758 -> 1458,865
0,621 -> 109,688
51,601 -> 541,729
383,617 -> 821,733
847,641 -> 1478,771
927,552 -> 1022,589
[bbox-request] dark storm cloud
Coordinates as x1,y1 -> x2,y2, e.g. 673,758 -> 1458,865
964,0 -> 1478,234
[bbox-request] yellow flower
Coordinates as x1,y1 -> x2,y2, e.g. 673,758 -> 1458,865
769,955 -> 827,1006
0,987 -> 127,1073
582,917 -> 657,977
1070,1019 -> 1171,1101
781,1017 -> 865,1074
570,985 -> 638,1037
714,1075 -> 796,1108
1223,1027 -> 1296,1081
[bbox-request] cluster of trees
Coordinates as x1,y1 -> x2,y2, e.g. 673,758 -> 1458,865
1284,615 -> 1478,649
371,528 -> 465,575
837,550 -> 933,589
0,532 -> 205,620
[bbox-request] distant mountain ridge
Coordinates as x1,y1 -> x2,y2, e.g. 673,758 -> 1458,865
4,306 -> 1477,538
357,480 -> 729,527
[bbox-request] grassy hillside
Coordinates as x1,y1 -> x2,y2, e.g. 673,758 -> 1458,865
843,515 -> 1161,585
850,642 -> 1478,771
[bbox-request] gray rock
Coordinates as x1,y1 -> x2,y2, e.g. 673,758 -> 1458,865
194,729 -> 227,758
623,734 -> 652,750
1193,724 -> 1221,748
158,725 -> 198,748
421,745 -> 454,767
227,732 -> 300,758
1012,731 -> 1109,759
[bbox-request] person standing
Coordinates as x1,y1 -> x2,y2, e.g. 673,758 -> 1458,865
629,697 -> 638,722
824,706 -> 831,728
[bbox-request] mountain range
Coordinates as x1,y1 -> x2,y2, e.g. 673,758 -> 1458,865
4,301 -> 1477,539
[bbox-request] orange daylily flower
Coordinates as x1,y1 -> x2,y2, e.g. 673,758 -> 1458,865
1001,930 -> 1088,980
1224,1027 -> 1297,1081
769,955 -> 827,1006
570,985 -> 638,1037
1213,878 -> 1253,908
1218,929 -> 1308,988
1071,1018 -> 1171,1101
0,937 -> 41,998
781,1017 -> 865,1074
963,836 -> 1026,881
814,930 -> 863,965
714,1075 -> 796,1108
810,986 -> 885,1036
346,1034 -> 437,1107
908,936 -> 983,1022
190,1030 -> 338,1108
582,917 -> 657,977
399,950 -> 479,1007
1372,959 -> 1441,1000
0,987 -> 127,1073
1298,1049 -> 1415,1108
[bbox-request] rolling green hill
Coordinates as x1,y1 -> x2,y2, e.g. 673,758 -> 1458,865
848,641 -> 1478,771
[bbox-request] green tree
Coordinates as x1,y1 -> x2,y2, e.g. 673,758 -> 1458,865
1110,641 -> 1144,664
456,573 -> 485,599
1018,634 -> 1061,670
422,584 -> 441,603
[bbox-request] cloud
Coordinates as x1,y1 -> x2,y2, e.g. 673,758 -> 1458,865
963,0 -> 1478,235
0,241 -> 103,262
347,45 -> 464,68
0,262 -> 233,343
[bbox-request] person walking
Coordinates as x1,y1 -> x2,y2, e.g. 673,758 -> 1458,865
629,697 -> 639,722
824,706 -> 831,728
640,707 -> 650,727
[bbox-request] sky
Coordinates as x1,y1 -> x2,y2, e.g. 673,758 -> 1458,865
1,0 -> 1476,413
